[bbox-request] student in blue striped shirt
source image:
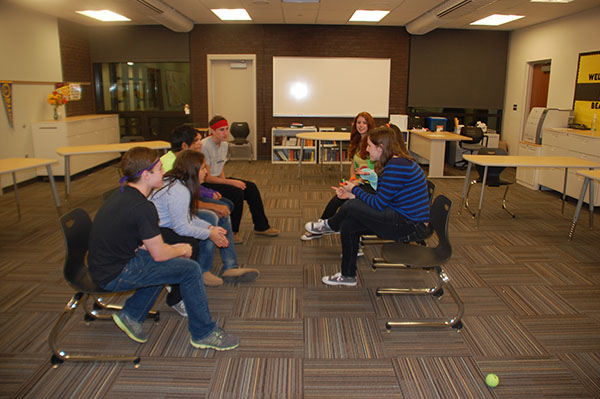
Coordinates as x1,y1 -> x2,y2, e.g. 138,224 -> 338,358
305,125 -> 431,286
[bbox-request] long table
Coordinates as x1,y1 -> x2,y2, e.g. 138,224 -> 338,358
408,130 -> 472,178
459,155 -> 600,226
568,169 -> 600,240
0,158 -> 61,218
57,141 -> 170,195
297,131 -> 351,178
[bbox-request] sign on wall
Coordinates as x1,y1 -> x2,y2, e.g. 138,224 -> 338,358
573,51 -> 600,128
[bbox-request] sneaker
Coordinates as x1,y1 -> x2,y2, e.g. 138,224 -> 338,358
203,271 -> 223,287
300,232 -> 323,241
222,267 -> 260,283
340,247 -> 364,258
322,272 -> 357,287
305,219 -> 335,235
254,227 -> 280,237
112,312 -> 148,343
171,300 -> 188,317
190,327 -> 239,351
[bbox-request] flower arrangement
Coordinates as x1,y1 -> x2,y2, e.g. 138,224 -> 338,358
47,90 -> 67,120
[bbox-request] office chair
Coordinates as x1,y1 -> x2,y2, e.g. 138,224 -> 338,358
455,126 -> 486,168
49,208 -> 159,366
371,195 -> 464,331
228,121 -> 253,161
464,147 -> 516,219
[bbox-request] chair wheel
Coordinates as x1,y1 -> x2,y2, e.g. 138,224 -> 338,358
153,312 -> 160,322
452,321 -> 463,331
84,314 -> 96,322
133,357 -> 141,368
385,322 -> 392,332
432,288 -> 444,298
50,354 -> 64,365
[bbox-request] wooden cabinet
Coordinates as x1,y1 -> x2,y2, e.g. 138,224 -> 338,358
33,114 -> 120,176
539,128 -> 600,205
271,127 -> 317,164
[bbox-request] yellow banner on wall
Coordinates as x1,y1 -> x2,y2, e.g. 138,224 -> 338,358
573,51 -> 600,127
1,81 -> 13,128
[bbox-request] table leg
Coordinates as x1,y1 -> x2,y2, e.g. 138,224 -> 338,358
588,180 -> 594,230
568,177 -> 590,240
319,140 -> 323,173
475,166 -> 489,228
561,168 -> 568,214
458,162 -> 473,215
46,165 -> 62,213
64,155 -> 71,196
11,172 -> 21,220
297,139 -> 305,178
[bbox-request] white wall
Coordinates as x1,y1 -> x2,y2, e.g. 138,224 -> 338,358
0,2 -> 62,188
502,6 -> 600,154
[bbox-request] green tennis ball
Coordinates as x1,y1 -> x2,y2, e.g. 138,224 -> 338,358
485,373 -> 499,387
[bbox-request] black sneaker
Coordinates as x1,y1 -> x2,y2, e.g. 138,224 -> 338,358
305,219 -> 335,235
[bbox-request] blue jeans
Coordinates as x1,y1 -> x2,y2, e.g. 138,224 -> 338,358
102,249 -> 216,341
196,207 -> 238,271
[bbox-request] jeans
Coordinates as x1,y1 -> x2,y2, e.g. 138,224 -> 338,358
102,249 -> 217,341
321,183 -> 376,219
327,199 -> 424,278
195,208 -> 238,271
203,179 -> 270,233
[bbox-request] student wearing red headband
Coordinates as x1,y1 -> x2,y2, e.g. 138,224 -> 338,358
201,116 -> 279,241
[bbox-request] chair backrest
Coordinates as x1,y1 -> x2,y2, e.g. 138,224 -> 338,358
459,126 -> 484,147
59,208 -> 103,293
429,195 -> 453,262
230,122 -> 250,142
426,180 -> 435,206
475,147 -> 508,183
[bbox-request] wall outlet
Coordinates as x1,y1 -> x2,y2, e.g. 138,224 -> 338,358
262,136 -> 267,144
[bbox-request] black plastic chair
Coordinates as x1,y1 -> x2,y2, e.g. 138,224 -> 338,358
229,121 -> 253,160
464,147 -> 516,219
456,126 -> 486,168
361,179 -> 435,246
371,195 -> 464,331
48,208 -> 159,366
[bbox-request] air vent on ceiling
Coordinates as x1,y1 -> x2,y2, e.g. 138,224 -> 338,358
436,0 -> 472,18
136,0 -> 194,32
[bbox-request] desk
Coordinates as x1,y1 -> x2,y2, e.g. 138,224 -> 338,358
0,158 -> 60,218
297,132 -> 351,178
408,130 -> 471,178
57,141 -> 170,195
459,155 -> 600,226
568,169 -> 600,240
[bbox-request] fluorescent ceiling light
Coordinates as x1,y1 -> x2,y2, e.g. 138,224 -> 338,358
530,0 -> 573,3
76,10 -> 130,22
470,14 -> 524,26
211,9 -> 252,21
349,10 -> 390,22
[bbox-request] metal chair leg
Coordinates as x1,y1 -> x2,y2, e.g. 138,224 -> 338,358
501,185 -> 516,218
464,180 -> 478,218
48,292 -> 141,366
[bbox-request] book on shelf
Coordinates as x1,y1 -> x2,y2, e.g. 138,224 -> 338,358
275,150 -> 288,161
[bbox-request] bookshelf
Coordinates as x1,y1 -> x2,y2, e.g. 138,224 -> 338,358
271,127 -> 317,164
318,127 -> 351,165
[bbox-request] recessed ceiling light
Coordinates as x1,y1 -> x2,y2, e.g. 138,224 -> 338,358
530,0 -> 573,3
470,14 -> 524,26
211,9 -> 252,21
76,10 -> 130,22
349,10 -> 390,22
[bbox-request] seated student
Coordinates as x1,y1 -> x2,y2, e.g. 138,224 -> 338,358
201,116 -> 279,241
87,146 -> 238,351
301,111 -> 377,242
305,126 -> 431,287
150,150 -> 260,316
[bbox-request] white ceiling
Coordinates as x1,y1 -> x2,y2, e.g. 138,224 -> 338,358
8,0 -> 600,32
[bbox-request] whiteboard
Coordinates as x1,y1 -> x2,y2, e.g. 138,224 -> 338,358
273,57 -> 391,118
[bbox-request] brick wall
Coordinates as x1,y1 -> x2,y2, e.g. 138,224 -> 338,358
58,19 -> 94,116
190,25 -> 410,158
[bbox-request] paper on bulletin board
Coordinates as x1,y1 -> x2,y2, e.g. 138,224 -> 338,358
573,51 -> 600,127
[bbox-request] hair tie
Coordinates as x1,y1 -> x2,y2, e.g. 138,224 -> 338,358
119,158 -> 160,192
210,119 -> 228,130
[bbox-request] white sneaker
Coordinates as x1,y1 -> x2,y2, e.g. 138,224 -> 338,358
171,300 -> 188,317
300,232 -> 323,241
305,219 -> 335,235
322,272 -> 357,287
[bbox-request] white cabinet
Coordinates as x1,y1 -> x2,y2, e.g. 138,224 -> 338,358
271,127 -> 317,164
539,128 -> 600,206
516,141 -> 542,189
32,114 -> 120,176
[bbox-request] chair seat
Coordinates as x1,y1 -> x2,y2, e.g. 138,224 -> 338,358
474,176 -> 514,187
382,240 -> 450,267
